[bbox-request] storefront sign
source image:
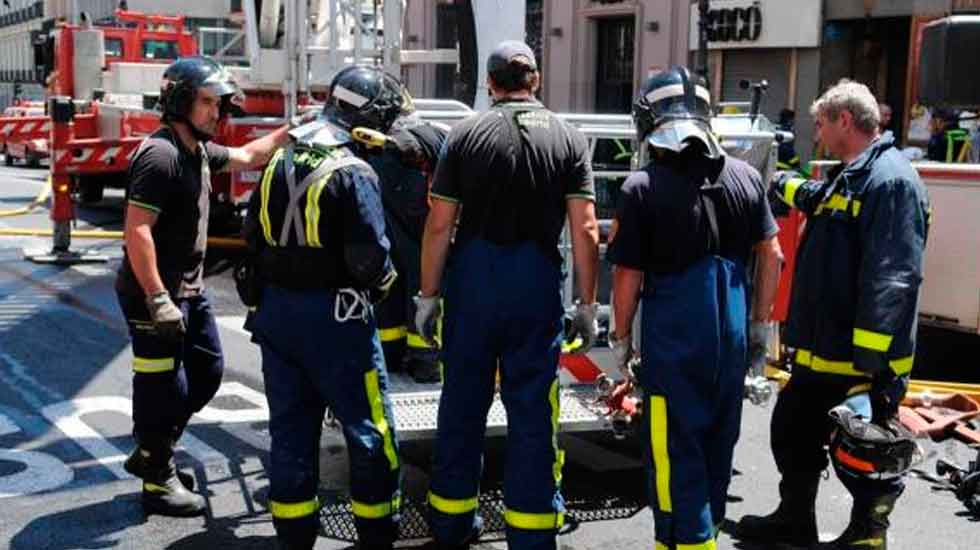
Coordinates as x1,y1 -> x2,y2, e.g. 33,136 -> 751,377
690,0 -> 822,50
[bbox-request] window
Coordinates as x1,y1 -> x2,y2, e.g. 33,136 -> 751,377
141,40 -> 179,61
594,16 -> 635,114
104,38 -> 124,58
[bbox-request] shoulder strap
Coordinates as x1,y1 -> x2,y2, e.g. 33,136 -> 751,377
277,147 -> 371,246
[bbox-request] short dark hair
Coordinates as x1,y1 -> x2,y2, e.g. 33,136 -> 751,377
489,61 -> 538,93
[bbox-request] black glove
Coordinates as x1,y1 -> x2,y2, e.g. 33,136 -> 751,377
233,258 -> 262,308
871,373 -> 909,425
145,291 -> 185,343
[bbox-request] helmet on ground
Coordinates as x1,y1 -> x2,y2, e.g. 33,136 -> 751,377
632,65 -> 722,158
828,406 -> 922,481
291,65 -> 411,148
159,56 -> 243,123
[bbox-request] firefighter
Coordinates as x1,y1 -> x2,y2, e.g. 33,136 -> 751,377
926,107 -> 968,162
242,69 -> 401,550
736,79 -> 930,550
607,65 -> 783,550
115,55 -> 292,517
415,40 -> 599,550
343,65 -> 450,384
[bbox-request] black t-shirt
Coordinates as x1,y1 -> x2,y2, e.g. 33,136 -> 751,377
116,127 -> 229,299
607,155 -> 778,274
430,98 -> 594,262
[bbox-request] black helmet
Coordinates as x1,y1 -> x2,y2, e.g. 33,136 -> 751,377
159,56 -> 243,123
632,65 -> 721,158
828,406 -> 922,481
323,65 -> 410,133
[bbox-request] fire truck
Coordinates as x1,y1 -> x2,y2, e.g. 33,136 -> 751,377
0,10 -> 197,173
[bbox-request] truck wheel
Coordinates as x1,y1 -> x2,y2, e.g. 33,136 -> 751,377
27,154 -> 40,168
79,180 -> 104,204
3,148 -> 12,166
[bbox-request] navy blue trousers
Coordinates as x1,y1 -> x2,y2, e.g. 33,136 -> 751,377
251,285 -> 401,549
117,291 -> 224,443
428,240 -> 565,550
639,256 -> 748,549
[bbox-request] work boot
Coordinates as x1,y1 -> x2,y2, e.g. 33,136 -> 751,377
812,493 -> 899,549
124,446 -> 195,490
736,478 -> 819,547
409,358 -> 442,384
139,438 -> 206,517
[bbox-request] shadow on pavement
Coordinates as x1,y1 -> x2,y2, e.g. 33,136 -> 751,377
10,493 -> 146,550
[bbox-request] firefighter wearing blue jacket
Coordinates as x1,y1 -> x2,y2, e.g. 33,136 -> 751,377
608,66 -> 784,550
737,80 -> 931,550
242,68 -> 402,550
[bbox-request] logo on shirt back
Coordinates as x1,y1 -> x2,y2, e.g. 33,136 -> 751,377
517,111 -> 551,130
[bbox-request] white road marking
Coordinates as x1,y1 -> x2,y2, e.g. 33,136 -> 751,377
0,449 -> 73,499
195,381 -> 269,423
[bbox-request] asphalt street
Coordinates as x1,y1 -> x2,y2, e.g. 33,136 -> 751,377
0,161 -> 976,549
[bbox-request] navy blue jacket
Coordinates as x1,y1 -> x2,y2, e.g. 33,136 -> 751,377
777,134 -> 930,382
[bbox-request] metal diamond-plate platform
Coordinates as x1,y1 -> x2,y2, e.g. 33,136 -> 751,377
390,385 -> 608,441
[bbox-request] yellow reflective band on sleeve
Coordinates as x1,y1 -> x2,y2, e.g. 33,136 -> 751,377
656,542 -> 671,550
430,192 -> 460,204
678,540 -> 718,550
504,508 -> 565,530
351,495 -> 401,519
259,148 -> 284,246
143,482 -> 170,494
364,369 -> 399,471
406,331 -> 435,349
889,356 -> 914,376
783,178 -> 805,207
379,326 -> 407,342
549,378 -> 565,487
815,193 -> 862,217
133,356 -> 175,374
854,328 -> 893,352
428,491 -> 478,515
795,349 -> 869,377
304,174 -> 331,248
270,497 -> 319,519
650,395 -> 672,513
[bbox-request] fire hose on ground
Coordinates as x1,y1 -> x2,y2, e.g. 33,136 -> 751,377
0,176 -> 51,218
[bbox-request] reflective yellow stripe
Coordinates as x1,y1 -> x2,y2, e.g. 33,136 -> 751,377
797,349 -> 913,377
504,508 -> 565,530
849,537 -> 885,547
304,175 -> 331,248
128,199 -> 161,213
364,369 -> 399,471
406,331 -> 434,349
351,495 -> 401,519
379,326 -> 407,342
270,497 -> 319,519
259,148 -> 284,246
678,540 -> 718,550
428,491 -> 478,514
133,356 -> 175,373
890,356 -> 914,376
549,378 -> 565,487
650,395 -> 672,512
796,349 -> 862,376
854,328 -> 893,352
143,482 -> 170,494
783,178 -> 804,207
656,542 -> 671,550
815,193 -> 862,217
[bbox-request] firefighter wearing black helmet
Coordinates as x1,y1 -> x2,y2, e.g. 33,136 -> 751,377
737,79 -> 930,550
607,65 -> 783,550
241,65 -> 403,550
115,55 -> 294,517
327,65 -> 450,384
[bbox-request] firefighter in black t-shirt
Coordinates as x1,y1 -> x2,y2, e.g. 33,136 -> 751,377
606,66 -> 783,550
416,41 -> 600,550
115,56 -> 292,517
